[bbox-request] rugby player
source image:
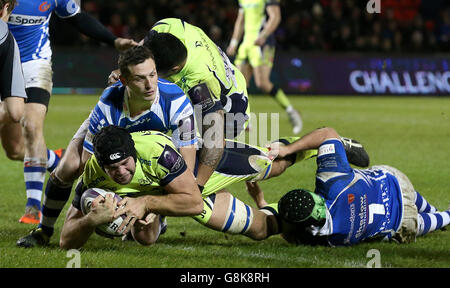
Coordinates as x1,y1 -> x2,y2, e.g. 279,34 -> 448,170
7,0 -> 137,224
226,0 -> 302,134
274,127 -> 450,246
16,45 -> 197,248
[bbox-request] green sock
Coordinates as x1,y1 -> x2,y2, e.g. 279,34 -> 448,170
270,86 -> 291,110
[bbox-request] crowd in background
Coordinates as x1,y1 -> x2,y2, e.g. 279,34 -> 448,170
50,0 -> 450,53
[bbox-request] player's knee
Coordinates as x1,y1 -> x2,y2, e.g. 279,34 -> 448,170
7,107 -> 24,123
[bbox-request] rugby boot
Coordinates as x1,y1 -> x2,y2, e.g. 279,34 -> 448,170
18,206 -> 41,224
287,107 -> 303,135
340,136 -> 370,168
16,227 -> 50,248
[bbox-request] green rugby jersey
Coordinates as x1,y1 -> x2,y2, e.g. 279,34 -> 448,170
79,130 -> 187,198
239,0 -> 280,44
151,18 -> 248,113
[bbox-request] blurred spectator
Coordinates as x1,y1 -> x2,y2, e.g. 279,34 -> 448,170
49,0 -> 449,53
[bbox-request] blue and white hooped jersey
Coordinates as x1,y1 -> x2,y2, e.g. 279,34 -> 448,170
8,0 -> 80,62
84,79 -> 197,154
314,139 -> 403,246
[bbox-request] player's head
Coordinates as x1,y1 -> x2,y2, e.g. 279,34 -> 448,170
278,189 -> 326,225
0,0 -> 16,20
142,30 -> 187,77
118,45 -> 158,102
93,125 -> 137,185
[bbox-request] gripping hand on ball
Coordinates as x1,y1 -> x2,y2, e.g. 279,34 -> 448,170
88,193 -> 118,227
114,197 -> 147,235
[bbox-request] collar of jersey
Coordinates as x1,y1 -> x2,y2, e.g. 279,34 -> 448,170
123,87 -> 160,120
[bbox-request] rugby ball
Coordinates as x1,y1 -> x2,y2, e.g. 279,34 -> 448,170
80,188 -> 125,237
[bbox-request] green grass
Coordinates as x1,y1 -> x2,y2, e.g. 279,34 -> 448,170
0,95 -> 449,268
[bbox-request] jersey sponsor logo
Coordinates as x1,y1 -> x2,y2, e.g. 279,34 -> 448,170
318,143 -> 335,156
347,193 -> 355,204
8,14 -> 47,26
39,1 -> 51,12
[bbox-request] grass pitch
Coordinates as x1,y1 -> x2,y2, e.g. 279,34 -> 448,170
0,94 -> 449,268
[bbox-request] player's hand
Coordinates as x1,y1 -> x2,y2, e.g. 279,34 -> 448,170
114,37 -> 138,51
107,69 -> 120,86
265,142 -> 280,160
266,142 -> 290,159
254,35 -> 267,47
245,182 -> 268,209
88,193 -> 117,226
134,213 -> 158,231
114,197 -> 147,235
226,45 -> 237,57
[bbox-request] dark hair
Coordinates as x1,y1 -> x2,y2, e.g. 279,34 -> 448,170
0,0 -> 17,13
92,125 -> 137,168
118,45 -> 154,79
143,31 -> 187,74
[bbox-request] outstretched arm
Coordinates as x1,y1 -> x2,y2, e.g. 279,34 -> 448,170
66,12 -> 138,51
277,127 -> 340,158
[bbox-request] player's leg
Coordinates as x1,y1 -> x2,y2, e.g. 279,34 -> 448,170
415,191 -> 438,213
1,121 -> 24,161
417,210 -> 450,236
17,119 -> 89,247
19,99 -> 48,224
251,45 -> 302,134
0,96 -> 24,124
193,191 -> 280,241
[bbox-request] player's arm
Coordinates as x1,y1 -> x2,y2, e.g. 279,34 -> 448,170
226,8 -> 244,56
254,3 -> 282,46
186,83 -> 225,188
59,182 -> 117,249
275,127 -> 340,158
179,145 -> 196,175
197,109 -> 225,188
114,169 -> 203,235
65,11 -> 137,51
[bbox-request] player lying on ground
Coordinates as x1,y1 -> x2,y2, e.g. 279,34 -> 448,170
17,45 -> 197,247
267,127 -> 450,246
59,125 -> 369,249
